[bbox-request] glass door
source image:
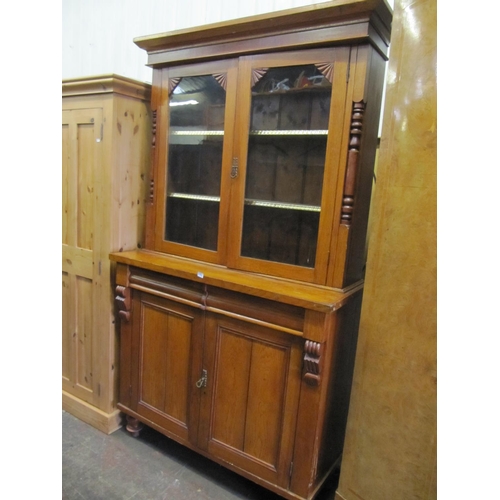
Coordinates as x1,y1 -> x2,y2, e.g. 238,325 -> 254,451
155,60 -> 237,264
228,49 -> 349,283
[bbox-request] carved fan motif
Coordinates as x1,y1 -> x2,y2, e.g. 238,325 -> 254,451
213,73 -> 227,90
169,77 -> 181,96
251,68 -> 269,88
315,62 -> 334,83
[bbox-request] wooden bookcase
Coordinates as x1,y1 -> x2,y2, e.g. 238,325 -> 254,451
110,1 -> 392,498
62,75 -> 151,433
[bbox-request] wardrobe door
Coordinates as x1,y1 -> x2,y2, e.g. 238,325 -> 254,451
62,107 -> 103,406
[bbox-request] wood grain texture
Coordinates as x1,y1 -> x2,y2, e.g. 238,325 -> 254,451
335,0 -> 436,498
62,74 -> 151,101
134,0 -> 391,65
110,3 -> 392,498
226,47 -> 351,285
62,391 -> 122,435
62,107 -> 102,407
201,313 -> 302,487
210,329 -> 252,450
303,340 -> 322,386
130,292 -> 204,445
62,76 -> 151,429
110,249 -> 362,312
152,60 -> 238,265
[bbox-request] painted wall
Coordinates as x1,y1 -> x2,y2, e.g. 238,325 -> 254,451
335,0 -> 437,498
62,0 -> 334,82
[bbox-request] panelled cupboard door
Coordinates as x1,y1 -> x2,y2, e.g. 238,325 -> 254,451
198,313 -> 303,488
153,60 -> 238,265
130,292 -> 204,446
227,47 -> 351,284
62,108 -> 103,406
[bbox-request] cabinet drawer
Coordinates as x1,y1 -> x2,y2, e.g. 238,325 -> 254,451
128,267 -> 305,336
205,286 -> 305,336
129,267 -> 206,307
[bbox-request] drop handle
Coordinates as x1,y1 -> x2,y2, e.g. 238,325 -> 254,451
196,369 -> 208,388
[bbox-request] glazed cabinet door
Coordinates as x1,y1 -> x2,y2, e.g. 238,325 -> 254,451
227,47 -> 351,284
198,313 -> 303,488
153,60 -> 238,264
129,290 -> 204,446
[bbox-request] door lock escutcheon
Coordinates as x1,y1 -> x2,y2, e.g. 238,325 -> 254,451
196,369 -> 208,388
230,158 -> 239,179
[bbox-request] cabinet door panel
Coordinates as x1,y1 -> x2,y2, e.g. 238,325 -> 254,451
131,292 -> 203,445
210,329 -> 252,450
200,314 -> 302,487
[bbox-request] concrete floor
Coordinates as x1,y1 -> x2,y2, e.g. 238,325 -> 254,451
62,410 -> 339,500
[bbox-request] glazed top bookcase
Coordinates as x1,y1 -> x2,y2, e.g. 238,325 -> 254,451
110,2 -> 392,499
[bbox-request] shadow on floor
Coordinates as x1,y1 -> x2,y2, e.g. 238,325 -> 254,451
62,411 -> 339,500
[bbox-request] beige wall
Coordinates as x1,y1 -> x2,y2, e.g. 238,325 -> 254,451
62,0 -> 335,82
335,0 -> 437,499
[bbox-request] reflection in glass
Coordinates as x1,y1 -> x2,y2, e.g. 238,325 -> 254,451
165,75 -> 226,250
241,64 -> 332,267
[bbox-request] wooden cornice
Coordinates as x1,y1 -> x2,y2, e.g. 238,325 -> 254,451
134,0 -> 392,66
109,249 -> 363,313
62,74 -> 151,100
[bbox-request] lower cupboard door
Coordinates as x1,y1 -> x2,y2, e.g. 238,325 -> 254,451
198,313 -> 303,488
130,292 -> 204,446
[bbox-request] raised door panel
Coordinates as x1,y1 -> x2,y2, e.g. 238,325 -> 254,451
131,292 -> 203,446
199,314 -> 302,488
62,108 -> 103,405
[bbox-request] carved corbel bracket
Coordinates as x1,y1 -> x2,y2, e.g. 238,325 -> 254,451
115,285 -> 131,322
303,340 -> 322,386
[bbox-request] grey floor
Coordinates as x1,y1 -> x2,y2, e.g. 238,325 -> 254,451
62,410 -> 339,500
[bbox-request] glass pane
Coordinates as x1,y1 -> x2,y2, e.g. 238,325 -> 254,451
165,75 -> 226,250
241,64 -> 332,267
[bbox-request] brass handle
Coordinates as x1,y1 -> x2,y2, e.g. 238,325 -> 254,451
230,158 -> 239,179
196,369 -> 208,388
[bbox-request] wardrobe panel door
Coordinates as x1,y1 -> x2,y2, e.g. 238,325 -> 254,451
62,108 -> 103,406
